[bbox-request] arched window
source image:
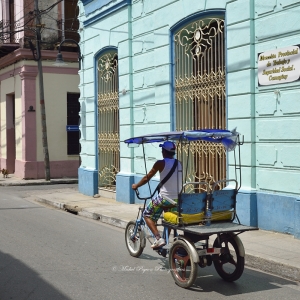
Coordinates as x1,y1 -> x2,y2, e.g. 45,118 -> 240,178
97,50 -> 119,191
174,17 -> 226,191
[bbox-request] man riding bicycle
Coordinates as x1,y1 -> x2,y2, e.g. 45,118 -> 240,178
132,141 -> 182,249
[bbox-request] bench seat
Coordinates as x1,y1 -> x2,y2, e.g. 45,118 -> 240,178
162,188 -> 237,225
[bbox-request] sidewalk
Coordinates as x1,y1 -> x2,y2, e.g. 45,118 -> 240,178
1,176 -> 300,282
0,176 -> 78,186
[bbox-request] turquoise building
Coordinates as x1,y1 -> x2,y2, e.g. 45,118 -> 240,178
78,0 -> 300,239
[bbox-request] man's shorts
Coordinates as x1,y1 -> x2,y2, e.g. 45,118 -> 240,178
143,194 -> 177,222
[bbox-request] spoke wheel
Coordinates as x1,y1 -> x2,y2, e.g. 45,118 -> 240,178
125,220 -> 144,257
169,240 -> 198,288
213,234 -> 244,281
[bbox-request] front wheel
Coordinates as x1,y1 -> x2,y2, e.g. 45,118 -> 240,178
169,240 -> 198,288
213,234 -> 244,281
125,220 -> 145,257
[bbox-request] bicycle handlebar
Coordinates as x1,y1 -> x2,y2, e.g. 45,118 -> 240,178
134,188 -> 157,201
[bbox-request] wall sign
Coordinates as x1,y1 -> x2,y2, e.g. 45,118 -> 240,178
258,45 -> 300,86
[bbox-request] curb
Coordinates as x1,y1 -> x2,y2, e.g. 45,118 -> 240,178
36,198 -> 128,229
36,198 -> 65,210
34,197 -> 300,282
244,253 -> 300,282
0,179 -> 78,186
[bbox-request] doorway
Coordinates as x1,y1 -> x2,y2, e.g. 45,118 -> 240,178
6,93 -> 15,173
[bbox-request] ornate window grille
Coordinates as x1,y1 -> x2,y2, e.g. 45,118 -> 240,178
97,50 -> 119,191
174,17 -> 226,191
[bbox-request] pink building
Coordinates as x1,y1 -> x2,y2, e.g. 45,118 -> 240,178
0,0 -> 81,179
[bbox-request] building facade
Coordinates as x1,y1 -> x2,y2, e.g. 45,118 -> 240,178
78,0 -> 300,239
0,0 -> 81,179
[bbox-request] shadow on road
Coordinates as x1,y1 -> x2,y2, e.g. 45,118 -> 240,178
126,250 -> 299,296
0,250 -> 71,300
186,265 -> 299,295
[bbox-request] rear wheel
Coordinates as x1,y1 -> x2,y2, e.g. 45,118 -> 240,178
169,240 -> 198,288
213,234 -> 244,281
125,221 -> 145,257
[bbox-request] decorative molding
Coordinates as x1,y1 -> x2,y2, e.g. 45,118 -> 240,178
0,64 -> 77,82
19,71 -> 38,80
82,0 -> 110,7
83,0 -> 131,27
43,66 -> 79,75
0,49 -> 79,70
19,66 -> 38,80
81,0 -> 94,5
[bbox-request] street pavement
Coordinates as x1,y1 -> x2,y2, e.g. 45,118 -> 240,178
1,176 -> 299,282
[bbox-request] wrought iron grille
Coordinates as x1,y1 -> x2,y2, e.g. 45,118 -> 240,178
98,51 -> 119,191
174,18 -> 226,191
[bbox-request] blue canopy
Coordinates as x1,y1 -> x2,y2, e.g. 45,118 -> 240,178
124,128 -> 239,151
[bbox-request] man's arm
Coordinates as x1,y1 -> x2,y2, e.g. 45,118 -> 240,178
132,160 -> 164,190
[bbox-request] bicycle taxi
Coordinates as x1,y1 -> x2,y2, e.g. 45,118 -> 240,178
124,129 -> 258,288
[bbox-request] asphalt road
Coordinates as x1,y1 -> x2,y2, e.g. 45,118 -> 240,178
1,185 -> 300,300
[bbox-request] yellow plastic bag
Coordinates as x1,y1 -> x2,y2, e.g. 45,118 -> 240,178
164,210 -> 233,225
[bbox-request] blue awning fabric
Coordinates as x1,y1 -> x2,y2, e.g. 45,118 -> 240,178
124,128 -> 239,151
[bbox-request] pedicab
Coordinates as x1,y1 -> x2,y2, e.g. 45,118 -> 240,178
124,129 -> 258,288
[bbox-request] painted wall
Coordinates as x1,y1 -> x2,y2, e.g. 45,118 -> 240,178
226,0 -> 300,195
255,1 -> 300,238
78,0 -> 228,196
37,63 -> 80,162
79,0 -> 300,238
0,73 -> 16,160
225,0 -> 300,237
0,0 -> 81,179
254,1 -> 300,196
35,62 -> 80,178
0,59 -> 80,178
15,78 -> 22,162
78,0 -> 132,195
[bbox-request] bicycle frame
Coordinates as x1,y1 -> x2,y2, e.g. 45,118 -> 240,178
130,197 -> 178,255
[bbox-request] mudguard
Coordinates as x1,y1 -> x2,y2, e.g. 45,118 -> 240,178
228,232 -> 245,257
173,236 -> 199,263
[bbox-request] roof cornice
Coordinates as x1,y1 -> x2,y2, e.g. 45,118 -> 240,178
0,48 -> 79,70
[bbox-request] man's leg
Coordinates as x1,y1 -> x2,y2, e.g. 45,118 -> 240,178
143,195 -> 166,248
145,211 -> 173,236
144,216 -> 159,236
144,216 -> 165,248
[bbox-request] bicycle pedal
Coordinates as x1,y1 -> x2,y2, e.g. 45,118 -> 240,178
157,249 -> 167,258
131,236 -> 139,242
